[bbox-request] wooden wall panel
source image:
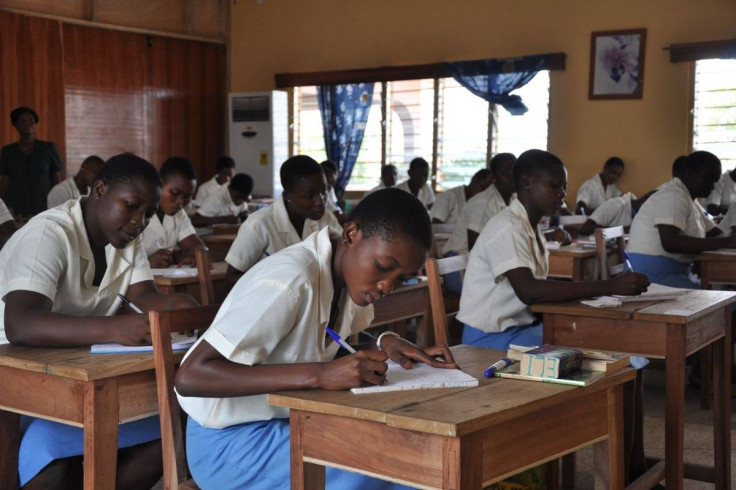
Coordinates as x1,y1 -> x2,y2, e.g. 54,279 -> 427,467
95,0 -> 186,35
62,23 -> 148,174
0,0 -> 86,20
0,11 -> 66,173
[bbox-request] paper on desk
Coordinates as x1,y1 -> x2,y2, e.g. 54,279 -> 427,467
581,284 -> 690,308
150,267 -> 198,277
546,241 -> 561,250
90,332 -> 197,354
351,360 -> 478,394
581,297 -> 623,308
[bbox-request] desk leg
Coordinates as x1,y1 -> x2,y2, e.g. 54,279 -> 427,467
443,433 -> 483,489
290,411 -> 325,490
0,410 -> 19,489
594,385 -> 624,489
713,307 -> 732,489
664,324 -> 685,490
83,379 -> 119,490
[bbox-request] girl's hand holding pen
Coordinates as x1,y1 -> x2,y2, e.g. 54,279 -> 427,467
319,350 -> 388,390
611,271 -> 650,296
115,314 -> 152,346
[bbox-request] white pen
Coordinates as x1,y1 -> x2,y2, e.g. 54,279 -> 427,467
117,293 -> 144,314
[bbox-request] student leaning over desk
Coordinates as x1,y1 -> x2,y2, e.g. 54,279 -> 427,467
0,153 -> 199,489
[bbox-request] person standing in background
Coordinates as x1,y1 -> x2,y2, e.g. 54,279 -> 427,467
0,107 -> 62,218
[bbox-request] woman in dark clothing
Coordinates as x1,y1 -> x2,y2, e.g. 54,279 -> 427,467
0,107 -> 62,218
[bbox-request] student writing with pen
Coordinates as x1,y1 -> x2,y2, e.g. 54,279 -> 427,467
0,154 -> 199,489
175,189 -> 456,489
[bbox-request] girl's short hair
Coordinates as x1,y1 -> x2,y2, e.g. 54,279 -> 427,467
229,173 -> 254,196
350,188 -> 432,251
280,156 -> 324,192
490,153 -> 516,174
96,153 -> 162,189
512,149 -> 564,190
160,157 -> 197,181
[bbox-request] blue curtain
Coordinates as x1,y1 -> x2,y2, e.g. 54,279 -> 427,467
444,54 -> 549,115
317,83 -> 374,198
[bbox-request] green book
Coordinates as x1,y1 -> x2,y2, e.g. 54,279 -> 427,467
494,363 -> 604,387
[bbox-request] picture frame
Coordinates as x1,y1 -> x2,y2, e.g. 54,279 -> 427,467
588,28 -> 647,100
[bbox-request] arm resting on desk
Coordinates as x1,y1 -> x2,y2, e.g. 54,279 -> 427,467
657,224 -> 734,255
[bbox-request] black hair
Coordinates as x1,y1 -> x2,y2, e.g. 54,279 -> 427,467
350,188 -> 432,252
490,153 -> 516,174
280,155 -> 324,192
321,159 -> 338,174
81,155 -> 104,168
160,156 -> 197,182
683,151 -> 721,176
229,173 -> 254,196
409,157 -> 430,172
381,164 -> 397,177
10,106 -> 39,124
671,155 -> 687,179
95,153 -> 162,190
216,156 -> 236,171
513,149 -> 565,190
604,156 -> 624,169
470,168 -> 492,183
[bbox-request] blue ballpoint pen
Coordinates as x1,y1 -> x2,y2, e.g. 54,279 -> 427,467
484,357 -> 514,378
325,326 -> 357,354
622,250 -> 635,273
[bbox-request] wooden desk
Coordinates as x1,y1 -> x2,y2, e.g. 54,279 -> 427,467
548,246 -> 622,282
201,234 -> 236,262
533,290 -> 735,489
154,261 -> 229,303
211,223 -> 240,235
269,345 -> 634,489
696,250 -> 736,290
371,278 -> 433,346
0,345 -> 177,489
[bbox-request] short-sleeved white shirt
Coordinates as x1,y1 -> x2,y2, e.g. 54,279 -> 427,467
718,202 -> 736,233
628,178 -> 715,263
0,198 -> 152,344
576,174 -> 622,210
195,176 -> 225,206
141,209 -> 197,256
706,172 -> 736,210
325,187 -> 340,213
395,180 -> 435,208
430,185 -> 466,224
197,185 -> 248,218
442,184 -> 509,255
588,192 -> 636,229
364,183 -> 387,197
0,199 -> 13,226
225,196 -> 342,274
457,199 -> 549,333
47,177 -> 83,209
178,228 -> 374,429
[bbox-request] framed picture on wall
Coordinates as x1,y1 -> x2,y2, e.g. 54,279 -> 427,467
589,28 -> 647,100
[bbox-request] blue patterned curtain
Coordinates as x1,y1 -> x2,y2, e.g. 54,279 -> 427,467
444,54 -> 549,115
317,83 -> 374,198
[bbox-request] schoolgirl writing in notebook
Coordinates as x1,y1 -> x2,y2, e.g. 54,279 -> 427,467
0,153 -> 198,489
175,188 -> 456,489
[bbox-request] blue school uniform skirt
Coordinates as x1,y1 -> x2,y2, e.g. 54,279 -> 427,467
462,323 -> 543,351
186,416 -> 414,490
442,251 -> 463,295
628,253 -> 699,289
19,415 -> 160,486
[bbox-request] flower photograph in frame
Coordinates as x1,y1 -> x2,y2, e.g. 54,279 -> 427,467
589,28 -> 647,100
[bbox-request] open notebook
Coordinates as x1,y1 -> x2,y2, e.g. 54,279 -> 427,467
90,332 -> 197,354
351,360 -> 478,394
581,283 -> 690,308
150,268 -> 198,278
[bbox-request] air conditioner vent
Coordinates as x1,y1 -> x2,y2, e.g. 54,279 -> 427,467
232,95 -> 270,122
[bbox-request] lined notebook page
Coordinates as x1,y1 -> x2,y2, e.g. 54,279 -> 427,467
351,360 -> 478,394
90,332 -> 196,354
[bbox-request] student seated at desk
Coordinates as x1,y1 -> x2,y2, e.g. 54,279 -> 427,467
364,164 -> 398,196
225,156 -> 342,285
577,191 -> 655,236
195,155 -> 234,206
457,149 -> 649,351
395,157 -> 435,209
705,167 -> 736,216
141,157 -> 206,268
575,156 -> 625,215
430,168 -> 492,225
175,188 -> 456,490
321,159 -> 347,224
191,173 -> 252,227
46,155 -> 103,208
0,153 -> 198,489
628,151 -> 736,288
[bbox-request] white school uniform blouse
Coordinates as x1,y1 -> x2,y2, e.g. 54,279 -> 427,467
457,199 -> 548,333
141,209 -> 197,256
442,184 -> 508,255
178,228 -> 374,429
197,185 -> 248,218
0,198 -> 152,344
47,177 -> 83,209
195,176 -> 224,206
395,180 -> 435,208
628,178 -> 716,263
430,185 -> 466,224
326,187 -> 340,213
706,172 -> 736,210
225,196 -> 342,274
0,199 -> 13,226
364,182 -> 387,197
588,192 -> 636,229
718,202 -> 736,233
576,174 -> 622,210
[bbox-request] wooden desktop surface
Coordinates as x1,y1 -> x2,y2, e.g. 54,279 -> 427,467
201,234 -> 236,262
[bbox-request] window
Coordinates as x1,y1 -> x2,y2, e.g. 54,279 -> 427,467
292,72 -> 551,192
693,59 -> 736,171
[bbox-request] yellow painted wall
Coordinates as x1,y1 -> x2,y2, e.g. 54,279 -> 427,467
230,0 -> 736,199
